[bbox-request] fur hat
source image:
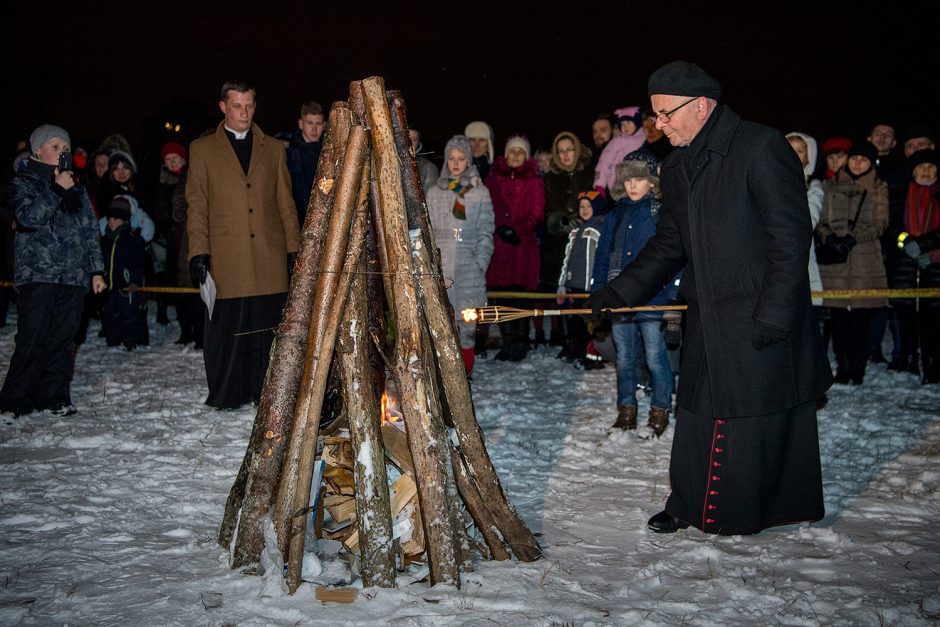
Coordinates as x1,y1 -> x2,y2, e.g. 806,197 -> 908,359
847,140 -> 877,164
108,150 -> 138,173
29,124 -> 70,155
908,148 -> 939,173
504,135 -> 531,160
577,190 -> 607,216
821,137 -> 851,157
464,121 -> 494,163
106,196 -> 132,221
612,151 -> 660,201
648,60 -> 721,100
161,142 -> 187,161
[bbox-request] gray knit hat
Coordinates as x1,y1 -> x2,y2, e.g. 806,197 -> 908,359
108,150 -> 138,173
648,60 -> 721,100
29,124 -> 71,155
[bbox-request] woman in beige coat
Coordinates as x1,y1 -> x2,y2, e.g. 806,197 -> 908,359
816,141 -> 888,384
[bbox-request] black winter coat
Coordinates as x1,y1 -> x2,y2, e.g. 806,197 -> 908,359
605,106 -> 832,418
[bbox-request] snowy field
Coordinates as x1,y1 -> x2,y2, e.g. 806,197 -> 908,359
1,306 -> 939,626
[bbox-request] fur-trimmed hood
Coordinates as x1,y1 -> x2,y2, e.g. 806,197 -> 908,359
550,131 -> 592,173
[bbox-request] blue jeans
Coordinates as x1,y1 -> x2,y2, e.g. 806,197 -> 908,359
612,318 -> 674,410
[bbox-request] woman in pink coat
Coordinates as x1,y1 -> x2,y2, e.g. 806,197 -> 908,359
485,134 -> 545,361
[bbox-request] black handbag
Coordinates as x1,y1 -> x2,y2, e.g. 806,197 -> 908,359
814,189 -> 866,265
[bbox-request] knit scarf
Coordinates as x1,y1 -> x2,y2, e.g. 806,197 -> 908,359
447,178 -> 471,220
905,181 -> 940,263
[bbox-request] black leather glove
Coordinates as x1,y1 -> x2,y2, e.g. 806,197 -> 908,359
585,286 -> 623,318
496,225 -> 521,245
190,254 -> 211,285
287,252 -> 298,282
824,234 -> 854,259
750,321 -> 789,350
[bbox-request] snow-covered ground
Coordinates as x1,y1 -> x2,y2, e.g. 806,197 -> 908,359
1,306 -> 939,626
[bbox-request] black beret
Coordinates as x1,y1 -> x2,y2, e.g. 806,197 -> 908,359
648,61 -> 722,100
847,139 -> 878,163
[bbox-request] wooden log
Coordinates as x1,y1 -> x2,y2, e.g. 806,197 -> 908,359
349,81 -> 395,315
272,125 -> 371,593
218,102 -> 355,568
450,445 -> 510,560
385,90 -> 440,271
361,76 -> 461,587
337,183 -> 397,588
411,228 -> 542,562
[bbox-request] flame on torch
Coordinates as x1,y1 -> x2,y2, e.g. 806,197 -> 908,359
462,308 -> 479,323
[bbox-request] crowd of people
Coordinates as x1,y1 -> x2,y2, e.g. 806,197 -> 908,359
1,73 -> 938,423
1,60 -> 937,538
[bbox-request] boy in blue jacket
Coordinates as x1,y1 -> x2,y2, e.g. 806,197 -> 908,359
592,151 -> 678,435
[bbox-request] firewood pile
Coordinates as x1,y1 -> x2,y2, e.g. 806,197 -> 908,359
216,77 -> 540,594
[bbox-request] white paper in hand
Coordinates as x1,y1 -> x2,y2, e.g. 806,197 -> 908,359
200,271 -> 217,321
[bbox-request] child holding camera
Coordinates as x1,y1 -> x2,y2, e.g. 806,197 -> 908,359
0,124 -> 106,417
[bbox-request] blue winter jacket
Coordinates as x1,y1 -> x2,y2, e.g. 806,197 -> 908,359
11,159 -> 104,288
592,195 -> 678,320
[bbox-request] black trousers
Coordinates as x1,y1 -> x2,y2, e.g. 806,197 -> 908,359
0,283 -> 84,414
203,293 -> 286,409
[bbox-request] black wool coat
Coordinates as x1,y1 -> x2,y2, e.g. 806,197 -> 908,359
606,106 -> 833,418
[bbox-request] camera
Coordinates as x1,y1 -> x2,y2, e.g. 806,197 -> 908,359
57,150 -> 73,173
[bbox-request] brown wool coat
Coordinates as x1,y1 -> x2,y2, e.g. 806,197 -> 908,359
816,169 -> 888,309
185,123 -> 300,299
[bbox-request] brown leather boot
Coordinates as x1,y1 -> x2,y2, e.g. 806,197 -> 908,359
648,407 -> 669,437
613,405 -> 637,430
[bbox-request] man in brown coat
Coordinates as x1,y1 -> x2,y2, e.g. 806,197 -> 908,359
186,81 -> 300,409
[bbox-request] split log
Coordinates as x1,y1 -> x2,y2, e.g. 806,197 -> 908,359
218,102 -> 355,568
410,222 -> 542,562
361,76 -> 462,587
337,177 -> 397,588
272,125 -> 371,593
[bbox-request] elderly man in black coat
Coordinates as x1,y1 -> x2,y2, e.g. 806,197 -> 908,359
587,61 -> 833,535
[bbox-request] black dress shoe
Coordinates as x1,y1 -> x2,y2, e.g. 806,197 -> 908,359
647,510 -> 690,533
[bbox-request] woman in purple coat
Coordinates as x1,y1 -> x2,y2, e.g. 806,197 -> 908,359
485,135 -> 545,361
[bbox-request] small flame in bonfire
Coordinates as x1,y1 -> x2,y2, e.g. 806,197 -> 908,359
462,308 -> 479,323
381,381 -> 404,426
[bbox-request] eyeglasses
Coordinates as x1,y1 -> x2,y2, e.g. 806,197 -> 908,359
654,97 -> 698,124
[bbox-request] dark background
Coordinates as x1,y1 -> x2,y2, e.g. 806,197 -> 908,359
7,1 -> 938,177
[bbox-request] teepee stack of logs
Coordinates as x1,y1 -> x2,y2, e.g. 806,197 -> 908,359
217,77 -> 540,594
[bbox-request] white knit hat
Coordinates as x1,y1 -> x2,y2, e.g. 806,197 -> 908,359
464,121 -> 494,163
504,135 -> 531,160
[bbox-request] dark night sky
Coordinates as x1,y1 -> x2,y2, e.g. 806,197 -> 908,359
7,2 -> 938,176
